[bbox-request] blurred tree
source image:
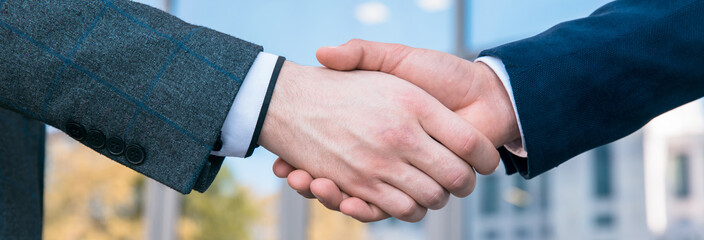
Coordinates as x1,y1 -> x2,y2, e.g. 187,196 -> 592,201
44,133 -> 145,240
179,167 -> 260,240
308,201 -> 368,240
44,131 -> 262,240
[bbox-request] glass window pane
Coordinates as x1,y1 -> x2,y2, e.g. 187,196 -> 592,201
594,213 -> 615,229
675,154 -> 690,198
539,174 -> 550,210
481,175 -> 500,215
593,145 -> 612,198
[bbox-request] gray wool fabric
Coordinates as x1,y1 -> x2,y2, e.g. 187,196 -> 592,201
0,108 -> 45,240
1,0 -> 262,238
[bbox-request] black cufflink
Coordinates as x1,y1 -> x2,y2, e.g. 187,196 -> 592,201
213,138 -> 223,152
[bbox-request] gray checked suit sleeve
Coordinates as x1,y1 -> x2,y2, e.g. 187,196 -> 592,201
0,0 -> 264,194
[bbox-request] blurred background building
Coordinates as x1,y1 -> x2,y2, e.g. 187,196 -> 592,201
42,0 -> 704,239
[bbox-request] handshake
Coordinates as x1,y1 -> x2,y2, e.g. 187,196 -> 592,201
257,39 -> 521,222
3,1 -> 699,238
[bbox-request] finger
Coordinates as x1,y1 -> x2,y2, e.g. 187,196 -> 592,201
310,178 -> 344,211
340,197 -> 391,222
273,158 -> 296,178
381,163 -> 450,210
352,183 -> 427,222
316,39 -> 413,72
418,99 -> 501,176
405,135 -> 478,198
287,170 -> 315,199
309,179 -> 390,218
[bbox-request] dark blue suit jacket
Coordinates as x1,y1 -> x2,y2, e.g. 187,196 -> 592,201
480,0 -> 704,178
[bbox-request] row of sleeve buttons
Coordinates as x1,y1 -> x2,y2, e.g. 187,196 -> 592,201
66,121 -> 145,165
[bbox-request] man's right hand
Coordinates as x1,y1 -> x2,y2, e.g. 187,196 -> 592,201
258,61 -> 499,222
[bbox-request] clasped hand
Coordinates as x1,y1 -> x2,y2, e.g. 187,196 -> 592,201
257,39 -> 520,222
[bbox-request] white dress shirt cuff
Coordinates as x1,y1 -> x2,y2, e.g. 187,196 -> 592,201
475,56 -> 528,158
211,52 -> 279,158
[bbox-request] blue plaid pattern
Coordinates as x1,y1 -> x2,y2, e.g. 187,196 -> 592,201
0,0 -> 246,148
123,27 -> 204,137
0,19 -> 213,147
0,0 -> 262,239
40,4 -> 110,123
0,3 -> 262,239
103,0 -> 243,84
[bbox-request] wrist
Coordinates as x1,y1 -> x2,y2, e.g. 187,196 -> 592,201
473,62 -> 521,147
258,61 -> 301,151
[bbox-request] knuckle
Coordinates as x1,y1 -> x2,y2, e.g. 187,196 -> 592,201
349,38 -> 364,44
387,43 -> 411,56
424,187 -> 449,209
445,169 -> 474,195
366,157 -> 398,175
395,198 -> 419,220
351,154 -> 387,176
457,133 -> 478,158
382,44 -> 413,71
477,157 -> 501,175
377,126 -> 420,150
346,38 -> 366,47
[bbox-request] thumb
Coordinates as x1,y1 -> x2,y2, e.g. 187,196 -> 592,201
317,39 -> 475,111
272,158 -> 296,178
316,39 -> 412,72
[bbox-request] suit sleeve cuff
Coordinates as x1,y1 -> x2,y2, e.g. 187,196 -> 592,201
211,52 -> 280,158
244,56 -> 285,157
475,56 -> 528,158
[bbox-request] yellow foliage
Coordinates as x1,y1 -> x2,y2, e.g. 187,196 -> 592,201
44,133 -> 144,240
179,168 -> 260,240
308,201 -> 368,240
43,132 -> 263,240
42,131 -> 288,240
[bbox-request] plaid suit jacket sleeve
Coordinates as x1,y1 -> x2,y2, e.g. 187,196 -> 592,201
0,0 -> 264,194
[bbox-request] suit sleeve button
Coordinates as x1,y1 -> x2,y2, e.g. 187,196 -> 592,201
107,137 -> 125,156
125,144 -> 145,165
66,122 -> 86,140
213,138 -> 223,151
86,130 -> 106,149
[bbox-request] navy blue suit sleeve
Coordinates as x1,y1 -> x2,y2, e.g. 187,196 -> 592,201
480,0 -> 704,179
